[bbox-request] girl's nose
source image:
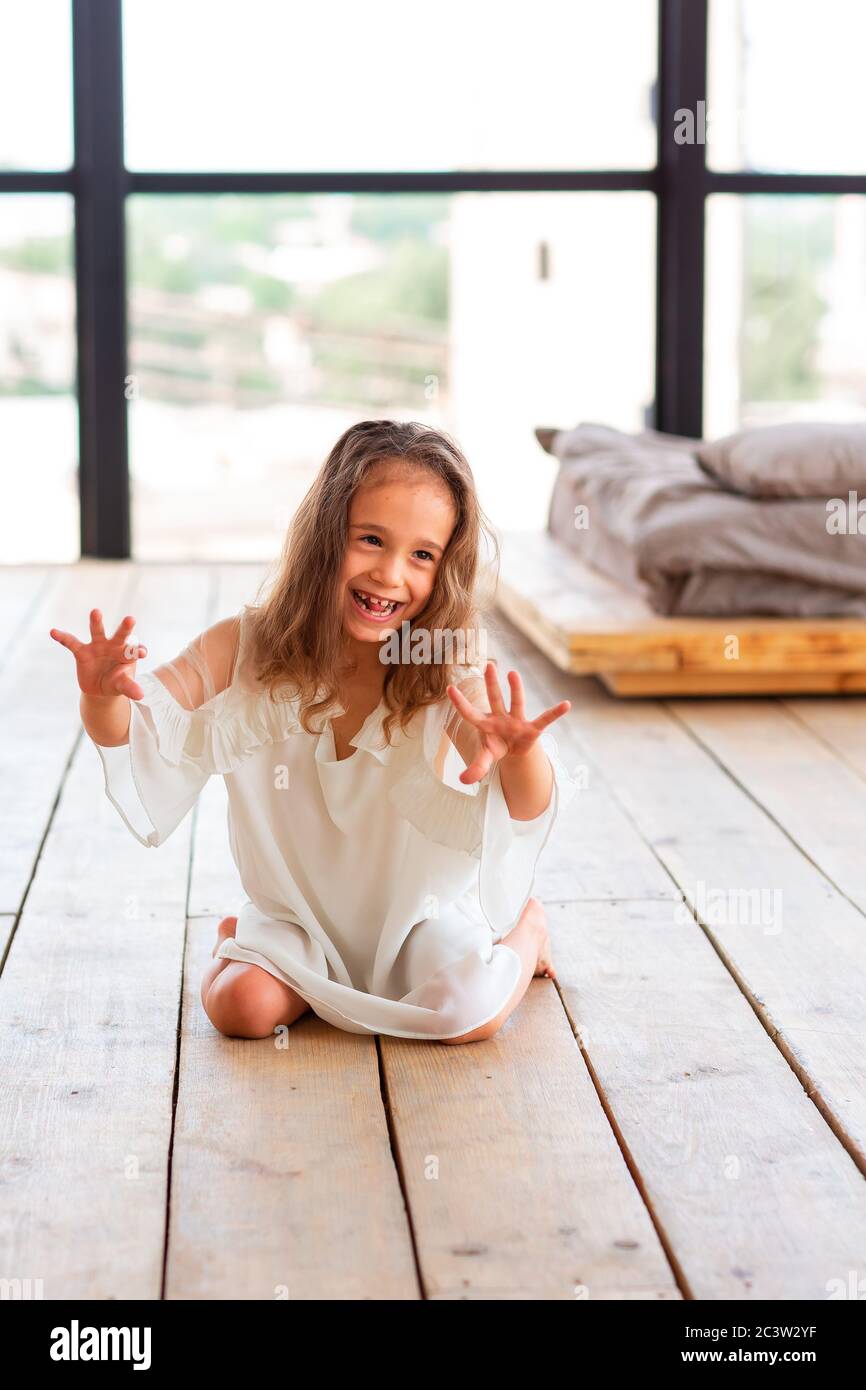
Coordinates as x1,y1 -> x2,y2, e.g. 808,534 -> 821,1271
370,559 -> 403,589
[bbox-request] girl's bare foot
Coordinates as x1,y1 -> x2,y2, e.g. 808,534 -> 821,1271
522,897 -> 556,980
443,895 -> 555,1044
535,927 -> 556,980
213,915 -> 238,958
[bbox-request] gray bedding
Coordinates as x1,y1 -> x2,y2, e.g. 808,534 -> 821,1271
546,425 -> 866,618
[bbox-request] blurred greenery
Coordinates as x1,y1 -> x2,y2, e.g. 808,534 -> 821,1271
122,194 -> 449,404
314,239 -> 448,329
740,198 -> 830,403
127,194 -> 303,309
119,190 -> 450,403
0,379 -> 67,396
0,235 -> 70,274
124,193 -> 449,327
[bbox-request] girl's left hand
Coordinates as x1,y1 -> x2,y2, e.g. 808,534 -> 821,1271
446,662 -> 571,785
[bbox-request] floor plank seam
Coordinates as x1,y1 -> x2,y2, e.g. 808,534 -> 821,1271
759,1018 -> 866,1172
781,698 -> 866,787
159,950 -> 185,1302
159,801 -> 200,1300
556,981 -> 693,1300
688,955 -> 866,1179
0,725 -> 85,978
374,1038 -> 426,1300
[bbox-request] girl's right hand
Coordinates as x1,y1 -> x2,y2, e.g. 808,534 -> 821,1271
50,609 -> 148,700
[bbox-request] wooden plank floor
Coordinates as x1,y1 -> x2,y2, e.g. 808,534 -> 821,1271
1,561 -> 865,1299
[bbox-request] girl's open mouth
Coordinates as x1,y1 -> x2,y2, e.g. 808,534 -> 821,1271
350,587 -> 404,622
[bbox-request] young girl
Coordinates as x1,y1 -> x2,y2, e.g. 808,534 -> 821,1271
51,420 -> 576,1044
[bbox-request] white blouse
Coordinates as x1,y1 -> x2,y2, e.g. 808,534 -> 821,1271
92,604 -> 577,1041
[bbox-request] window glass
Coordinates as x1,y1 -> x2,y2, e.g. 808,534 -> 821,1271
707,0 -> 866,173
124,0 -> 657,172
0,196 -> 78,561
705,195 -> 866,436
0,2 -> 73,170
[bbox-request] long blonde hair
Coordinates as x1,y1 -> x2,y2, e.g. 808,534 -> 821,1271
246,419 -> 500,744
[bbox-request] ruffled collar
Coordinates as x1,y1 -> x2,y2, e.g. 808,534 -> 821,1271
345,698 -> 389,762
140,656 -> 421,776
326,694 -> 414,765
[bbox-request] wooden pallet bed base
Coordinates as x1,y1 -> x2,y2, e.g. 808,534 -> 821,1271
495,532 -> 866,697
601,669 -> 866,696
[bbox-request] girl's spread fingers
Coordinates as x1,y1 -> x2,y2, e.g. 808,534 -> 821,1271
507,669 -> 527,721
532,700 -> 571,732
49,628 -> 83,655
446,683 -> 484,726
110,614 -> 136,642
484,660 -> 506,715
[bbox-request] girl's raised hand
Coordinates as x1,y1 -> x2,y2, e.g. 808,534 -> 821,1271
50,609 -> 148,700
446,661 -> 571,786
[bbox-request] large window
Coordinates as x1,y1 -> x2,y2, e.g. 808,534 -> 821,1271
3,1 -> 864,560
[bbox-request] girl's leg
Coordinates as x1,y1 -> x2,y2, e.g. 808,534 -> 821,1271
439,897 -> 553,1046
201,915 -> 311,1038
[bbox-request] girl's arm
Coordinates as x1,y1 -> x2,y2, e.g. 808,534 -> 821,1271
80,690 -> 133,748
497,740 -> 554,821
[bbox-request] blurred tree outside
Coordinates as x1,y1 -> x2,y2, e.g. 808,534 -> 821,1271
124,192 -> 449,411
740,198 -> 830,406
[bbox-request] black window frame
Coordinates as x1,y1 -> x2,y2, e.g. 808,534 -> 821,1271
3,0 -> 866,558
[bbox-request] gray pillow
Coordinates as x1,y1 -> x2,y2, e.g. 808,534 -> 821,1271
697,423 -> 866,498
537,422 -> 700,460
535,422 -> 633,458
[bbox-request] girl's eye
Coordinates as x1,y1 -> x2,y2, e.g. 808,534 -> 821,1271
359,536 -> 434,563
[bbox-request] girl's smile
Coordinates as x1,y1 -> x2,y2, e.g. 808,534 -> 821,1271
348,586 -> 406,622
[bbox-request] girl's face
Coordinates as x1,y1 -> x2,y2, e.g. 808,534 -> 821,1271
338,466 -> 457,652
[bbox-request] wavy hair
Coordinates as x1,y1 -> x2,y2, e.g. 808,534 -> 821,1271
245,419 -> 500,745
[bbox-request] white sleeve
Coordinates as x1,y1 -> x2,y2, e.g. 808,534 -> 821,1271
91,617 -> 242,848
477,726 -> 577,934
